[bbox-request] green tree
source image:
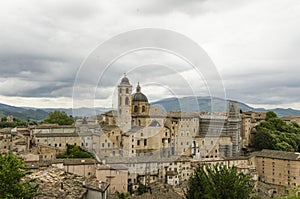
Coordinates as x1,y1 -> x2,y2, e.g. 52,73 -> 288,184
265,111 -> 278,121
43,110 -> 74,125
57,144 -> 93,158
252,111 -> 300,152
0,153 -> 39,199
115,191 -> 130,199
136,183 -> 148,195
185,164 -> 254,199
252,130 -> 275,150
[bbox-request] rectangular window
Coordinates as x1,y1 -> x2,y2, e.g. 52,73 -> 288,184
144,139 -> 147,146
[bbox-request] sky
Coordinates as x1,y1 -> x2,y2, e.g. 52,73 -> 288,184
0,0 -> 300,109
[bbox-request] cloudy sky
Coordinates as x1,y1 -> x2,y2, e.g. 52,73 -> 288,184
0,0 -> 300,109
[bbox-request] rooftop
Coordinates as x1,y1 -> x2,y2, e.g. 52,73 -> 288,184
253,149 -> 300,161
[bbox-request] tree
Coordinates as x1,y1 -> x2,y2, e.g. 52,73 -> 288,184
252,111 -> 300,152
265,111 -> 278,121
56,144 -> 93,158
0,153 -> 39,198
115,191 -> 130,199
185,164 -> 254,199
43,110 -> 74,125
252,130 -> 275,150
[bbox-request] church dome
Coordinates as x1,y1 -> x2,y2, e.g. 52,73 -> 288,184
132,83 -> 148,103
120,76 -> 130,85
132,92 -> 148,102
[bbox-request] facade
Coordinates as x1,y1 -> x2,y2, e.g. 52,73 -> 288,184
253,149 -> 300,196
95,164 -> 128,194
33,125 -> 83,151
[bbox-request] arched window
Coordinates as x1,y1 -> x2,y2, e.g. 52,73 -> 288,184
126,88 -> 129,94
142,106 -> 145,112
134,106 -> 138,112
119,88 -> 122,94
125,97 -> 129,105
138,120 -> 141,126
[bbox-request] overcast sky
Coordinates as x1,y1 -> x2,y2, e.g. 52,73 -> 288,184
0,0 -> 300,109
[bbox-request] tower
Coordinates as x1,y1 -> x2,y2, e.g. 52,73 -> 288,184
228,101 -> 241,156
117,75 -> 132,132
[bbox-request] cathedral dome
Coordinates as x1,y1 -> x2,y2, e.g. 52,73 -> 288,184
132,83 -> 148,103
120,76 -> 130,85
132,92 -> 148,103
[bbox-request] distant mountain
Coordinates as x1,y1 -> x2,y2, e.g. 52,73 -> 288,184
0,103 -> 107,121
151,96 -> 300,117
0,103 -> 48,121
1,97 -> 300,121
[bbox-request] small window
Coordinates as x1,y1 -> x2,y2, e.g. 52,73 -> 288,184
142,106 -> 145,112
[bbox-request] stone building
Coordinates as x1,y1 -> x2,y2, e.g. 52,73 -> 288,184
96,164 -> 128,194
253,149 -> 300,197
240,111 -> 266,148
32,125 -> 84,151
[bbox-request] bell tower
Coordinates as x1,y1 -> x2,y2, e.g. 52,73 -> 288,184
117,74 -> 132,132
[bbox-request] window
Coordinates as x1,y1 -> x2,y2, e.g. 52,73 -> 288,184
142,106 -> 145,112
126,88 -> 129,94
125,97 -> 129,105
119,97 -> 122,105
134,106 -> 138,112
144,139 -> 147,146
137,140 -> 140,146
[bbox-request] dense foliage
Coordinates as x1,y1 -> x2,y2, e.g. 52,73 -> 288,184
0,153 -> 39,199
43,110 -> 74,125
57,144 -> 93,158
252,111 -> 300,152
185,164 -> 254,199
0,117 -> 37,128
115,191 -> 130,199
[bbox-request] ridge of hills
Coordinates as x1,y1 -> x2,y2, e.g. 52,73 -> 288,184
0,96 -> 299,121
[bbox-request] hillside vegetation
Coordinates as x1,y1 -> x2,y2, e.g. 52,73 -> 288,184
253,111 -> 300,152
